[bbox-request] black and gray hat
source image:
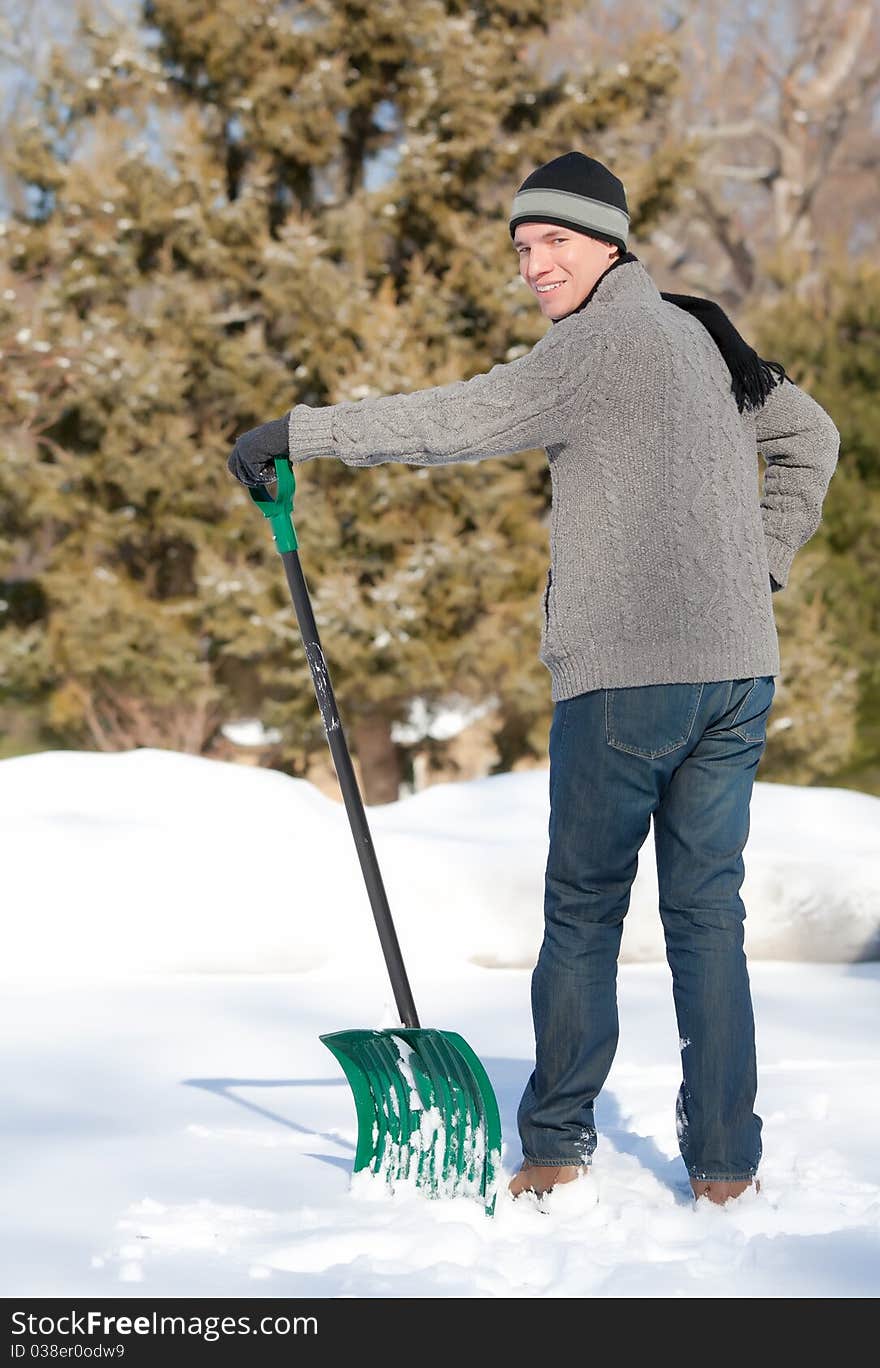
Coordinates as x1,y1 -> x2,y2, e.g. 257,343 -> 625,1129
509,151 -> 629,254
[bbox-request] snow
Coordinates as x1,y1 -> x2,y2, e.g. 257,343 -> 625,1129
2,747 -> 880,1298
220,718 -> 283,747
389,693 -> 497,743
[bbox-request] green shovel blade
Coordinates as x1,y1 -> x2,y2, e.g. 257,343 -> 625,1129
321,1027 -> 502,1215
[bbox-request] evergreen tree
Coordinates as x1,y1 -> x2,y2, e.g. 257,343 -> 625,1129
0,1 -> 687,798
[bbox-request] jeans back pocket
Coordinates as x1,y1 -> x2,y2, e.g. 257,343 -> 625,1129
730,675 -> 776,743
605,682 -> 704,758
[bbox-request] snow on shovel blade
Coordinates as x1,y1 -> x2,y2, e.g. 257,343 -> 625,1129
320,1027 -> 502,1214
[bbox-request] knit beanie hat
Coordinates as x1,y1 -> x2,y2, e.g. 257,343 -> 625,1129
509,151 -> 629,254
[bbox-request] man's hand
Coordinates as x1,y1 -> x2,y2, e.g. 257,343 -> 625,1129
227,414 -> 291,487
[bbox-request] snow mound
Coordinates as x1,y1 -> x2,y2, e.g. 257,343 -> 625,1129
1,748 -> 878,979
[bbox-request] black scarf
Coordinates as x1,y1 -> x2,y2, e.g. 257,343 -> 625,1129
566,250 -> 789,413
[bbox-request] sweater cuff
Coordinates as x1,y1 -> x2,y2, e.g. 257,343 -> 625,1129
287,404 -> 336,463
764,534 -> 795,591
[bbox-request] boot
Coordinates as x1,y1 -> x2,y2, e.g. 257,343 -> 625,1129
508,1163 -> 589,1198
690,1177 -> 761,1205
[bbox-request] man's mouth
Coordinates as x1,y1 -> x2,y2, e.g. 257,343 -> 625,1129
536,281 -> 565,294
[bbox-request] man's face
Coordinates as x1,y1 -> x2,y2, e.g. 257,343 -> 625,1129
513,222 -> 619,319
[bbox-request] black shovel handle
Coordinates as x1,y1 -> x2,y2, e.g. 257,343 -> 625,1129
279,546 -> 420,1030
248,459 -> 420,1027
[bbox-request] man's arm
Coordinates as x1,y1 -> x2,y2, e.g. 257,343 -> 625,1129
286,317 -> 597,468
755,378 -> 841,591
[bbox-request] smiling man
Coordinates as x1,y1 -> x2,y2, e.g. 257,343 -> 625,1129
228,151 -> 841,1209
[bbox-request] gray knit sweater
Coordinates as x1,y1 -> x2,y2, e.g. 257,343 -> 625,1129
287,258 -> 840,701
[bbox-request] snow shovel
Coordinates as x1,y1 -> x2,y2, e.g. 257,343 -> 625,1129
248,457 -> 502,1214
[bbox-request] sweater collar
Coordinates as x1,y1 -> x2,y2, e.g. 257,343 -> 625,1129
552,251 -> 660,322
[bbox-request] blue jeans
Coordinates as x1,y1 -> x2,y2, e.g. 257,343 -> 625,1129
517,676 -> 775,1182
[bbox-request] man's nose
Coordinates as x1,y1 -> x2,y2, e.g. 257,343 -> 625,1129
527,249 -> 554,278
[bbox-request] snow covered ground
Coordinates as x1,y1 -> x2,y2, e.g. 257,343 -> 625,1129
2,748 -> 880,1298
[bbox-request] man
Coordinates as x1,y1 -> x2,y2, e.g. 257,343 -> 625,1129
228,151 -> 840,1207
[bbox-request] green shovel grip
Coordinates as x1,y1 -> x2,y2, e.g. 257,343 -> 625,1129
248,456 -> 298,553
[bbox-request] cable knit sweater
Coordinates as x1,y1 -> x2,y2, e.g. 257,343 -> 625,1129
287,257 -> 840,701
